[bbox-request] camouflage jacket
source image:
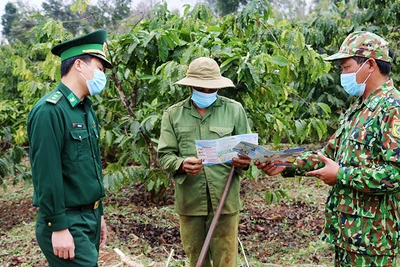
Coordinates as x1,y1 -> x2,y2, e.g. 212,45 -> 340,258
290,80 -> 400,255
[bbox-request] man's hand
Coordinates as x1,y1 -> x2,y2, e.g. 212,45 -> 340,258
182,157 -> 204,176
306,152 -> 339,186
52,229 -> 75,260
231,153 -> 251,169
254,160 -> 286,176
100,215 -> 107,248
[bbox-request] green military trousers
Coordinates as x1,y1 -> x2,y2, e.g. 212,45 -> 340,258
36,208 -> 101,266
179,211 -> 239,267
335,246 -> 397,267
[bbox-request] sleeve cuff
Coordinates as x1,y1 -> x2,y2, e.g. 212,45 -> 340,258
174,158 -> 185,174
337,167 -> 351,186
44,213 -> 69,231
282,167 -> 295,177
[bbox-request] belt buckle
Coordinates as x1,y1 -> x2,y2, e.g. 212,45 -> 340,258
93,200 -> 100,210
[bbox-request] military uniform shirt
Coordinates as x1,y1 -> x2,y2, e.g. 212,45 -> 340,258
158,96 -> 251,216
28,82 -> 104,232
290,80 -> 400,255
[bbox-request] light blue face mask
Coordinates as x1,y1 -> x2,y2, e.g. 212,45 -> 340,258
79,61 -> 107,96
340,61 -> 371,96
191,89 -> 218,108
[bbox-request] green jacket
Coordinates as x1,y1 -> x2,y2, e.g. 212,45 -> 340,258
158,95 -> 251,216
28,82 -> 104,232
289,80 -> 400,255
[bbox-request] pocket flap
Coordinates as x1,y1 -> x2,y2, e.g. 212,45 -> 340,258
70,130 -> 89,141
337,192 -> 379,218
209,126 -> 233,137
347,128 -> 376,145
175,126 -> 196,133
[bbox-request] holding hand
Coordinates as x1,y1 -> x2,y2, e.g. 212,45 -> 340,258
231,153 -> 251,169
182,157 -> 204,176
254,160 -> 286,176
306,152 -> 339,186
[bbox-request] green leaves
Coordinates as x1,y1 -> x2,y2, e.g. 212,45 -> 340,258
7,0 -> 399,197
271,55 -> 288,67
0,146 -> 31,192
265,189 -> 288,205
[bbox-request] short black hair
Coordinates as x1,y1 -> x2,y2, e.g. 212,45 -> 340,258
353,49 -> 394,76
60,54 -> 93,78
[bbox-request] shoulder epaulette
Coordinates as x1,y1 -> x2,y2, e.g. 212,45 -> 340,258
46,91 -> 63,104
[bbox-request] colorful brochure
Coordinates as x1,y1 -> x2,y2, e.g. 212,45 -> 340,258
195,134 -> 258,165
232,141 -> 305,166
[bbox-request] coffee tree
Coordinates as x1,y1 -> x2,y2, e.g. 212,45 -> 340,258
1,0 -> 399,201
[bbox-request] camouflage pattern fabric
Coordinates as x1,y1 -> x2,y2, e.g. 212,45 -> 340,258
335,246 -> 396,267
291,80 -> 400,256
325,31 -> 391,62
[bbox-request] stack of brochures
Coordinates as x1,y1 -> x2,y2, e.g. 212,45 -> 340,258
195,133 -> 305,166
232,141 -> 305,166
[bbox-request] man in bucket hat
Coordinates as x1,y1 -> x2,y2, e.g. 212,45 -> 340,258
255,31 -> 400,266
158,57 -> 252,267
28,29 -> 112,266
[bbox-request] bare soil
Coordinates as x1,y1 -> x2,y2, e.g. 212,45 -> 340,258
0,176 -> 332,266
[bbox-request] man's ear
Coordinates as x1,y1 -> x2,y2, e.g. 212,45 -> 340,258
74,59 -> 82,72
367,59 -> 376,73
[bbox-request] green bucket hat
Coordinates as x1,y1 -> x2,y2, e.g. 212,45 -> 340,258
174,57 -> 234,89
324,31 -> 391,63
51,29 -> 113,68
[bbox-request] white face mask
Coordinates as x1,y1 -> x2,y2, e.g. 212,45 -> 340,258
79,61 -> 107,95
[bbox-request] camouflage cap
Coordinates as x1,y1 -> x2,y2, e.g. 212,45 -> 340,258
324,31 -> 391,62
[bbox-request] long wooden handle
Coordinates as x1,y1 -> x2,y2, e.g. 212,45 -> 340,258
196,166 -> 236,267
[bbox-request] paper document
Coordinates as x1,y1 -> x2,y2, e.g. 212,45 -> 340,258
195,134 -> 258,165
232,141 -> 305,165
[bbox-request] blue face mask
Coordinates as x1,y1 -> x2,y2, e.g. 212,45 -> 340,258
79,61 -> 107,96
340,61 -> 371,96
191,89 -> 218,108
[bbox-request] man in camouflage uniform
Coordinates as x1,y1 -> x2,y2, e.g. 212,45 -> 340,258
255,31 -> 400,266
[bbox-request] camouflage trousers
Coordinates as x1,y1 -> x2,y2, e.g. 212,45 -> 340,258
334,246 -> 396,267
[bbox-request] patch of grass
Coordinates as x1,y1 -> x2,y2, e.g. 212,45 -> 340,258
0,221 -> 45,266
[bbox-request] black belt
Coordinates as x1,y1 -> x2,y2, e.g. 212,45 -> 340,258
65,200 -> 100,211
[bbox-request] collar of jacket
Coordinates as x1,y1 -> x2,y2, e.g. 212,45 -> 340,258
58,82 -> 92,108
363,79 -> 395,111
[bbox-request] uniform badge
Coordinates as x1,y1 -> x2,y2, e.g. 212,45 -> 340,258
72,123 -> 85,129
67,93 -> 79,107
392,119 -> 400,138
369,97 -> 380,110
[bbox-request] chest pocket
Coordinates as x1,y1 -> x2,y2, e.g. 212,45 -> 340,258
209,126 -> 234,138
343,128 -> 377,166
348,127 -> 376,145
175,126 -> 196,157
69,129 -> 91,161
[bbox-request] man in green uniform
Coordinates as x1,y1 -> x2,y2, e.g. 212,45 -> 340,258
158,57 -> 252,267
27,30 -> 113,266
256,31 -> 400,266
